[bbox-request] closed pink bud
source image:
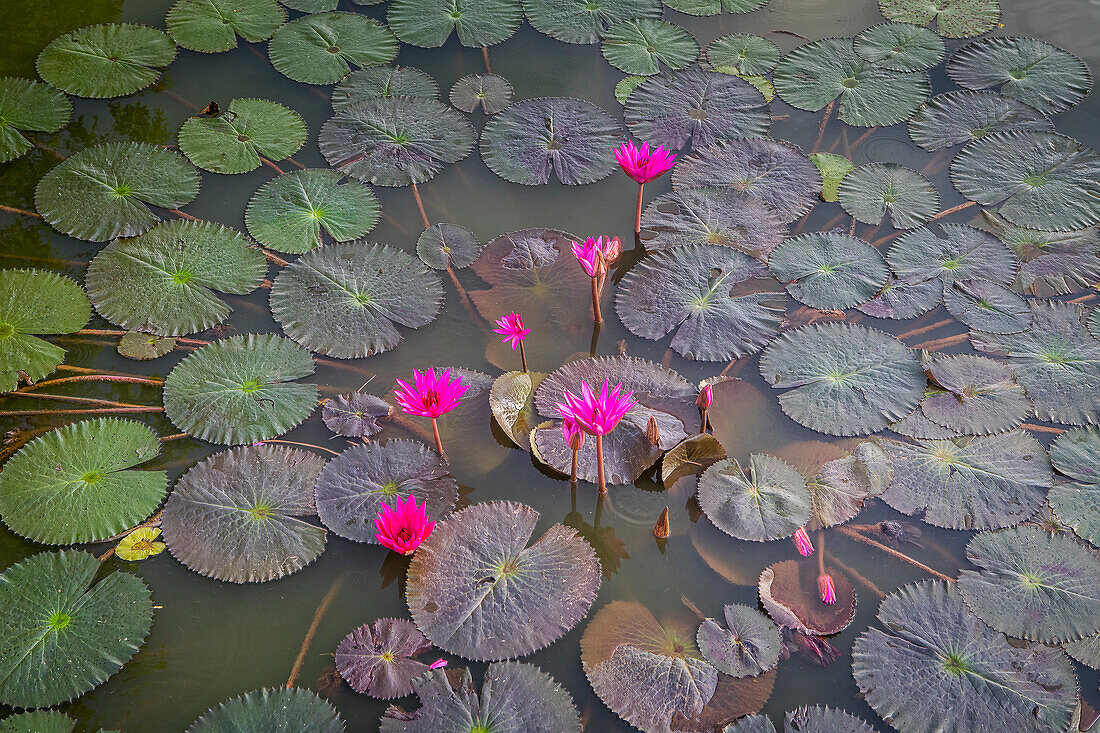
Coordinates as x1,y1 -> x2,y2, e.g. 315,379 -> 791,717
792,527 -> 814,557
818,573 -> 837,605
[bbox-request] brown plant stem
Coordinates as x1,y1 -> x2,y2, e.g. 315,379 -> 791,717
817,530 -> 827,576
16,374 -> 164,393
898,318 -> 953,340
259,156 -> 286,175
810,100 -> 834,154
481,45 -> 492,74
160,433 -> 190,442
286,574 -> 346,688
570,447 -> 579,484
446,264 -> 481,323
873,201 -> 978,247
411,182 -> 430,229
826,552 -> 885,600
836,525 -> 954,582
1021,423 -> 1066,435
0,406 -> 164,417
0,252 -> 86,267
431,417 -> 444,457
259,248 -> 290,266
634,183 -> 644,233
260,439 -> 341,456
0,203 -> 43,218
7,392 -> 150,408
519,340 -> 528,373
912,332 -> 969,351
595,433 -> 606,495
168,207 -> 200,222
590,277 -> 603,325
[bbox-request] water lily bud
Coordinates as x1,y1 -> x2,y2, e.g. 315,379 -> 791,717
646,415 -> 660,446
653,506 -> 670,539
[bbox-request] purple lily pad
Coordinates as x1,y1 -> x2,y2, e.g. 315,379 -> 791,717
322,392 -> 394,437
335,618 -> 434,699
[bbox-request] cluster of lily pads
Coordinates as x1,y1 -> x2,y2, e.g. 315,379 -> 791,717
1,0 -> 1099,730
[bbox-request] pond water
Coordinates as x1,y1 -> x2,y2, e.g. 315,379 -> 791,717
1,0 -> 1099,731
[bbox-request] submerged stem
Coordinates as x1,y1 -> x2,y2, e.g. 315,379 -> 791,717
286,574 -> 346,688
411,182 -> 430,230
15,374 -> 164,393
836,525 -> 954,582
810,100 -> 834,154
481,45 -> 492,74
0,406 -> 164,417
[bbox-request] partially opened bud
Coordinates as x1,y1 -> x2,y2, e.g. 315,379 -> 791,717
563,418 -> 585,451
646,415 -> 660,446
697,384 -> 713,411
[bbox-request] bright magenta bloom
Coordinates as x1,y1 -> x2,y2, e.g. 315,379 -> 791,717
562,418 -> 585,451
393,368 -> 469,419
614,140 -> 677,184
792,527 -> 814,557
492,313 -> 530,351
429,658 -> 447,669
555,379 -> 638,436
375,495 -> 435,555
571,238 -> 603,278
818,573 -> 837,605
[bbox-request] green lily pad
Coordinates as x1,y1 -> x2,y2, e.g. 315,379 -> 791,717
943,278 -> 1031,334
450,73 -> 513,114
890,404 -> 961,439
281,0 -> 338,9
888,222 -> 1017,286
0,269 -> 90,393
166,0 -> 286,53
951,131 -> 1100,232
639,188 -> 788,257
416,223 -> 483,270
855,276 -> 940,319
947,36 -> 1092,114
85,219 -> 267,336
624,69 -> 769,149
660,0 -> 767,16
187,688 -> 344,732
118,331 -> 177,360
163,333 -> 318,445
699,454 -> 812,541
662,433 -> 726,487
332,66 -> 440,112
36,24 -> 176,98
320,96 -> 476,186
315,439 -> 457,544
837,163 -> 939,229
908,90 -> 1053,152
406,501 -> 600,660
1048,481 -> 1100,548
269,241 -> 442,359
614,75 -> 647,104
268,11 -> 398,85
489,370 -> 545,450
760,322 -> 926,436
616,243 -> 786,361
853,580 -> 1077,733
1050,425 -> 1100,483
697,604 -> 781,678
808,152 -> 853,203
600,19 -> 699,76
723,715 -> 776,733
768,232 -> 889,309
958,525 -> 1100,642
0,550 -> 152,709
336,618 -> 434,700
703,34 -> 779,76
0,77 -> 71,163
178,97 -> 305,174
773,37 -> 930,127
806,441 -> 893,528
321,392 -> 393,437
479,97 -> 622,185
878,0 -> 1000,38
388,0 -> 522,47
920,352 -> 1031,434
854,22 -> 944,71
1064,632 -> 1100,669
35,142 -> 201,242
758,559 -> 856,636
245,169 -> 379,254
522,0 -> 661,45
983,211 -> 1100,297
162,445 -> 327,583
0,711 -> 78,733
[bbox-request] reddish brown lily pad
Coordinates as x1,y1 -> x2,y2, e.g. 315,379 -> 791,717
758,560 -> 856,636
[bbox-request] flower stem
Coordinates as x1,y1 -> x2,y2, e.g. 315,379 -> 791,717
700,406 -> 708,433
0,406 -> 164,417
15,374 -> 164,393
519,340 -> 528,373
481,45 -> 492,74
595,433 -> 606,494
817,530 -> 826,575
590,277 -> 603,325
431,417 -> 445,457
570,447 -> 578,484
411,182 -> 430,229
634,183 -> 644,233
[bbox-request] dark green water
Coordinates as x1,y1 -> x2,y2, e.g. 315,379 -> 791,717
1,0 -> 1098,730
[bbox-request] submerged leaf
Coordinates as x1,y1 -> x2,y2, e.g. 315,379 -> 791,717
36,24 -> 176,98
416,223 -> 482,270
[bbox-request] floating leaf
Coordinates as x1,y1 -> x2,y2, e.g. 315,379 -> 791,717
336,618 -> 434,699
332,66 -> 440,112
951,131 -> 1100,232
768,232 -> 888,309
388,0 -> 522,47
878,0 -> 1000,38
86,220 -> 266,336
480,97 -> 622,185
322,392 -> 393,438
887,222 -> 1017,286
662,433 -> 725,487
315,439 -> 456,543
615,75 -> 648,104
1051,425 -> 1100,483
723,716 -> 776,733
699,454 -> 812,541
855,277 -> 940,319
908,90 -> 1053,152
178,97 -> 305,174
162,445 -> 326,583
0,418 -> 164,545
163,333 -> 318,445
806,441 -> 893,528
320,97 -> 475,186
0,269 -> 90,393
35,142 -> 201,242
1048,481 -> 1100,548
959,526 -> 1100,642
697,604 -> 781,677
760,323 -> 925,436
672,138 -> 821,222
920,352 -> 1030,434
407,501 -> 600,660
245,169 -> 380,254
416,223 -> 482,270
380,663 -> 581,732
270,241 -> 442,358
758,560 -> 856,636
624,69 -> 769,150
0,550 -> 152,709
166,0 -> 286,53
943,278 -> 1031,334
784,707 -> 875,733
115,527 -> 166,561
837,162 -> 939,229
947,36 -> 1092,114
489,370 -> 545,450
523,0 -> 662,45
616,243 -> 786,361
853,22 -> 944,71
704,34 -> 779,76
186,688 -> 344,732
0,711 -> 77,733
808,152 -> 853,203
268,11 -> 398,85
0,77 -> 71,163
983,211 -> 1100,297
36,24 -> 176,98
450,73 -> 512,114
600,19 -> 698,76
638,188 -> 788,257
281,0 -> 338,9
660,0 -> 767,16
118,331 -> 176,360
890,404 -> 960,439
672,667 -> 775,730
1064,632 -> 1100,669
773,37 -> 930,127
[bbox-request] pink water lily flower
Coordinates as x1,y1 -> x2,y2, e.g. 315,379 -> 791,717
555,380 -> 638,494
492,313 -> 531,372
571,237 -> 604,278
818,573 -> 837,605
429,658 -> 448,669
375,494 -> 435,556
792,527 -> 814,557
393,368 -> 469,456
614,140 -> 677,184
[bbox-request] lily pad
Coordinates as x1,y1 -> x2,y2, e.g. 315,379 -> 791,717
387,0 -> 522,47
0,269 -> 91,393
1048,481 -> 1100,548
187,688 -> 344,732
380,663 -> 581,732
489,370 -> 545,450
943,278 -> 1031,334
947,36 -> 1092,114
166,0 -> 286,53
699,454 -> 813,541
837,163 -> 939,229
406,501 -> 600,660
853,580 -> 1076,733
887,222 -> 1017,286
806,441 -> 893,528
1051,425 -> 1100,483
269,241 -> 443,359
878,0 -> 1000,38
0,77 -> 71,163
0,418 -> 164,545
36,24 -> 176,98
890,405 -> 961,439
671,138 -> 821,222
336,618 -> 434,699
854,22 -> 945,71
660,0 -> 768,15
908,90 -> 1053,151
768,232 -> 889,309
672,668 -> 776,731
322,392 -> 393,438
162,445 -> 327,583
479,97 -> 622,185
1064,632 -> 1100,669
958,525 -> 1100,642
773,37 -> 930,127
624,68 -> 769,150
178,97 -> 305,174
615,75 -> 648,104
784,707 -> 875,733
704,34 -> 779,76
950,131 -> 1100,232
450,74 -> 513,114
332,66 -> 440,112
0,711 -> 78,733
601,19 -> 699,76
522,0 -> 662,45
983,211 -> 1100,297
855,277 -> 940,319
760,323 -> 925,436
163,333 -> 318,445
35,141 -> 201,242
86,220 -> 266,336
758,560 -> 856,636
416,223 -> 482,269
245,169 -> 380,254
315,439 -> 457,543
697,604 -> 781,677
920,352 -> 1031,434
118,331 -> 177,360
638,188 -> 788,257
268,11 -> 398,85
723,716 -> 776,733
320,97 -> 476,186
808,152 -> 853,203
0,550 -> 152,709
616,243 -> 786,361
662,433 -> 726,487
